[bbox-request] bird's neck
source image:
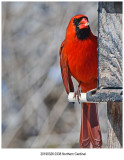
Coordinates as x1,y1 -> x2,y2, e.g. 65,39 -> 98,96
76,27 -> 91,40
66,28 -> 95,43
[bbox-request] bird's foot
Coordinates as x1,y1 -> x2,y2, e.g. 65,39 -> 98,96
74,82 -> 81,103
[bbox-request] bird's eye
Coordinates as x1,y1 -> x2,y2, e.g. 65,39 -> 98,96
73,18 -> 78,26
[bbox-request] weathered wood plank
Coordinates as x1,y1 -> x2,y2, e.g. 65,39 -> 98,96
98,2 -> 122,89
97,2 -> 122,148
87,2 -> 122,102
107,102 -> 122,148
87,89 -> 122,102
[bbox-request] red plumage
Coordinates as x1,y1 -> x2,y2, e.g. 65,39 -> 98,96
59,15 -> 102,148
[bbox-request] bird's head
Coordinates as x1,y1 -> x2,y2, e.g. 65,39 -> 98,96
66,15 -> 90,40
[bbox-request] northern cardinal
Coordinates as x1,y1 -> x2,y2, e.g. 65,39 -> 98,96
59,15 -> 102,148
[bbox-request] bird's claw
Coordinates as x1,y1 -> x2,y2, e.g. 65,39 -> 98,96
73,83 -> 81,103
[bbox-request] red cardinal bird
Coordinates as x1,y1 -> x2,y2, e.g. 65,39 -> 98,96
59,15 -> 102,148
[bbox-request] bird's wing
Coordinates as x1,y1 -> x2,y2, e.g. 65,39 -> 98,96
59,40 -> 74,94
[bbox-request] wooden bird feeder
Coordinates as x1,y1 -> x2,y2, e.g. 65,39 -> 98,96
68,2 -> 122,148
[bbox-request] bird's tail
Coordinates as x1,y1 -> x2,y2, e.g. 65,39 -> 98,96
80,103 -> 102,148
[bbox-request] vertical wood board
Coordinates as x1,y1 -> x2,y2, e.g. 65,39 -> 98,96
98,2 -> 122,88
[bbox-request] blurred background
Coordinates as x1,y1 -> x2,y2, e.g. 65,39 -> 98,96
2,2 -> 107,148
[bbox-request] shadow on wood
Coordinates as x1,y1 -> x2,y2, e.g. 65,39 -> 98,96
99,2 -> 122,13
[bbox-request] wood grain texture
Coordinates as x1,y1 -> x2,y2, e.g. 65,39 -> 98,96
98,2 -> 122,88
87,89 -> 122,102
107,102 -> 122,148
98,2 -> 122,149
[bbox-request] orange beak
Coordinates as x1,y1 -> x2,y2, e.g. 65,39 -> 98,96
78,18 -> 89,29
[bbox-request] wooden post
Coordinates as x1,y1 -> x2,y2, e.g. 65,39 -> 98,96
87,2 -> 122,102
107,102 -> 122,148
98,2 -> 122,148
98,2 -> 122,89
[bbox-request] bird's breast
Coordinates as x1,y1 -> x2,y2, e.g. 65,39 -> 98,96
66,38 -> 98,84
